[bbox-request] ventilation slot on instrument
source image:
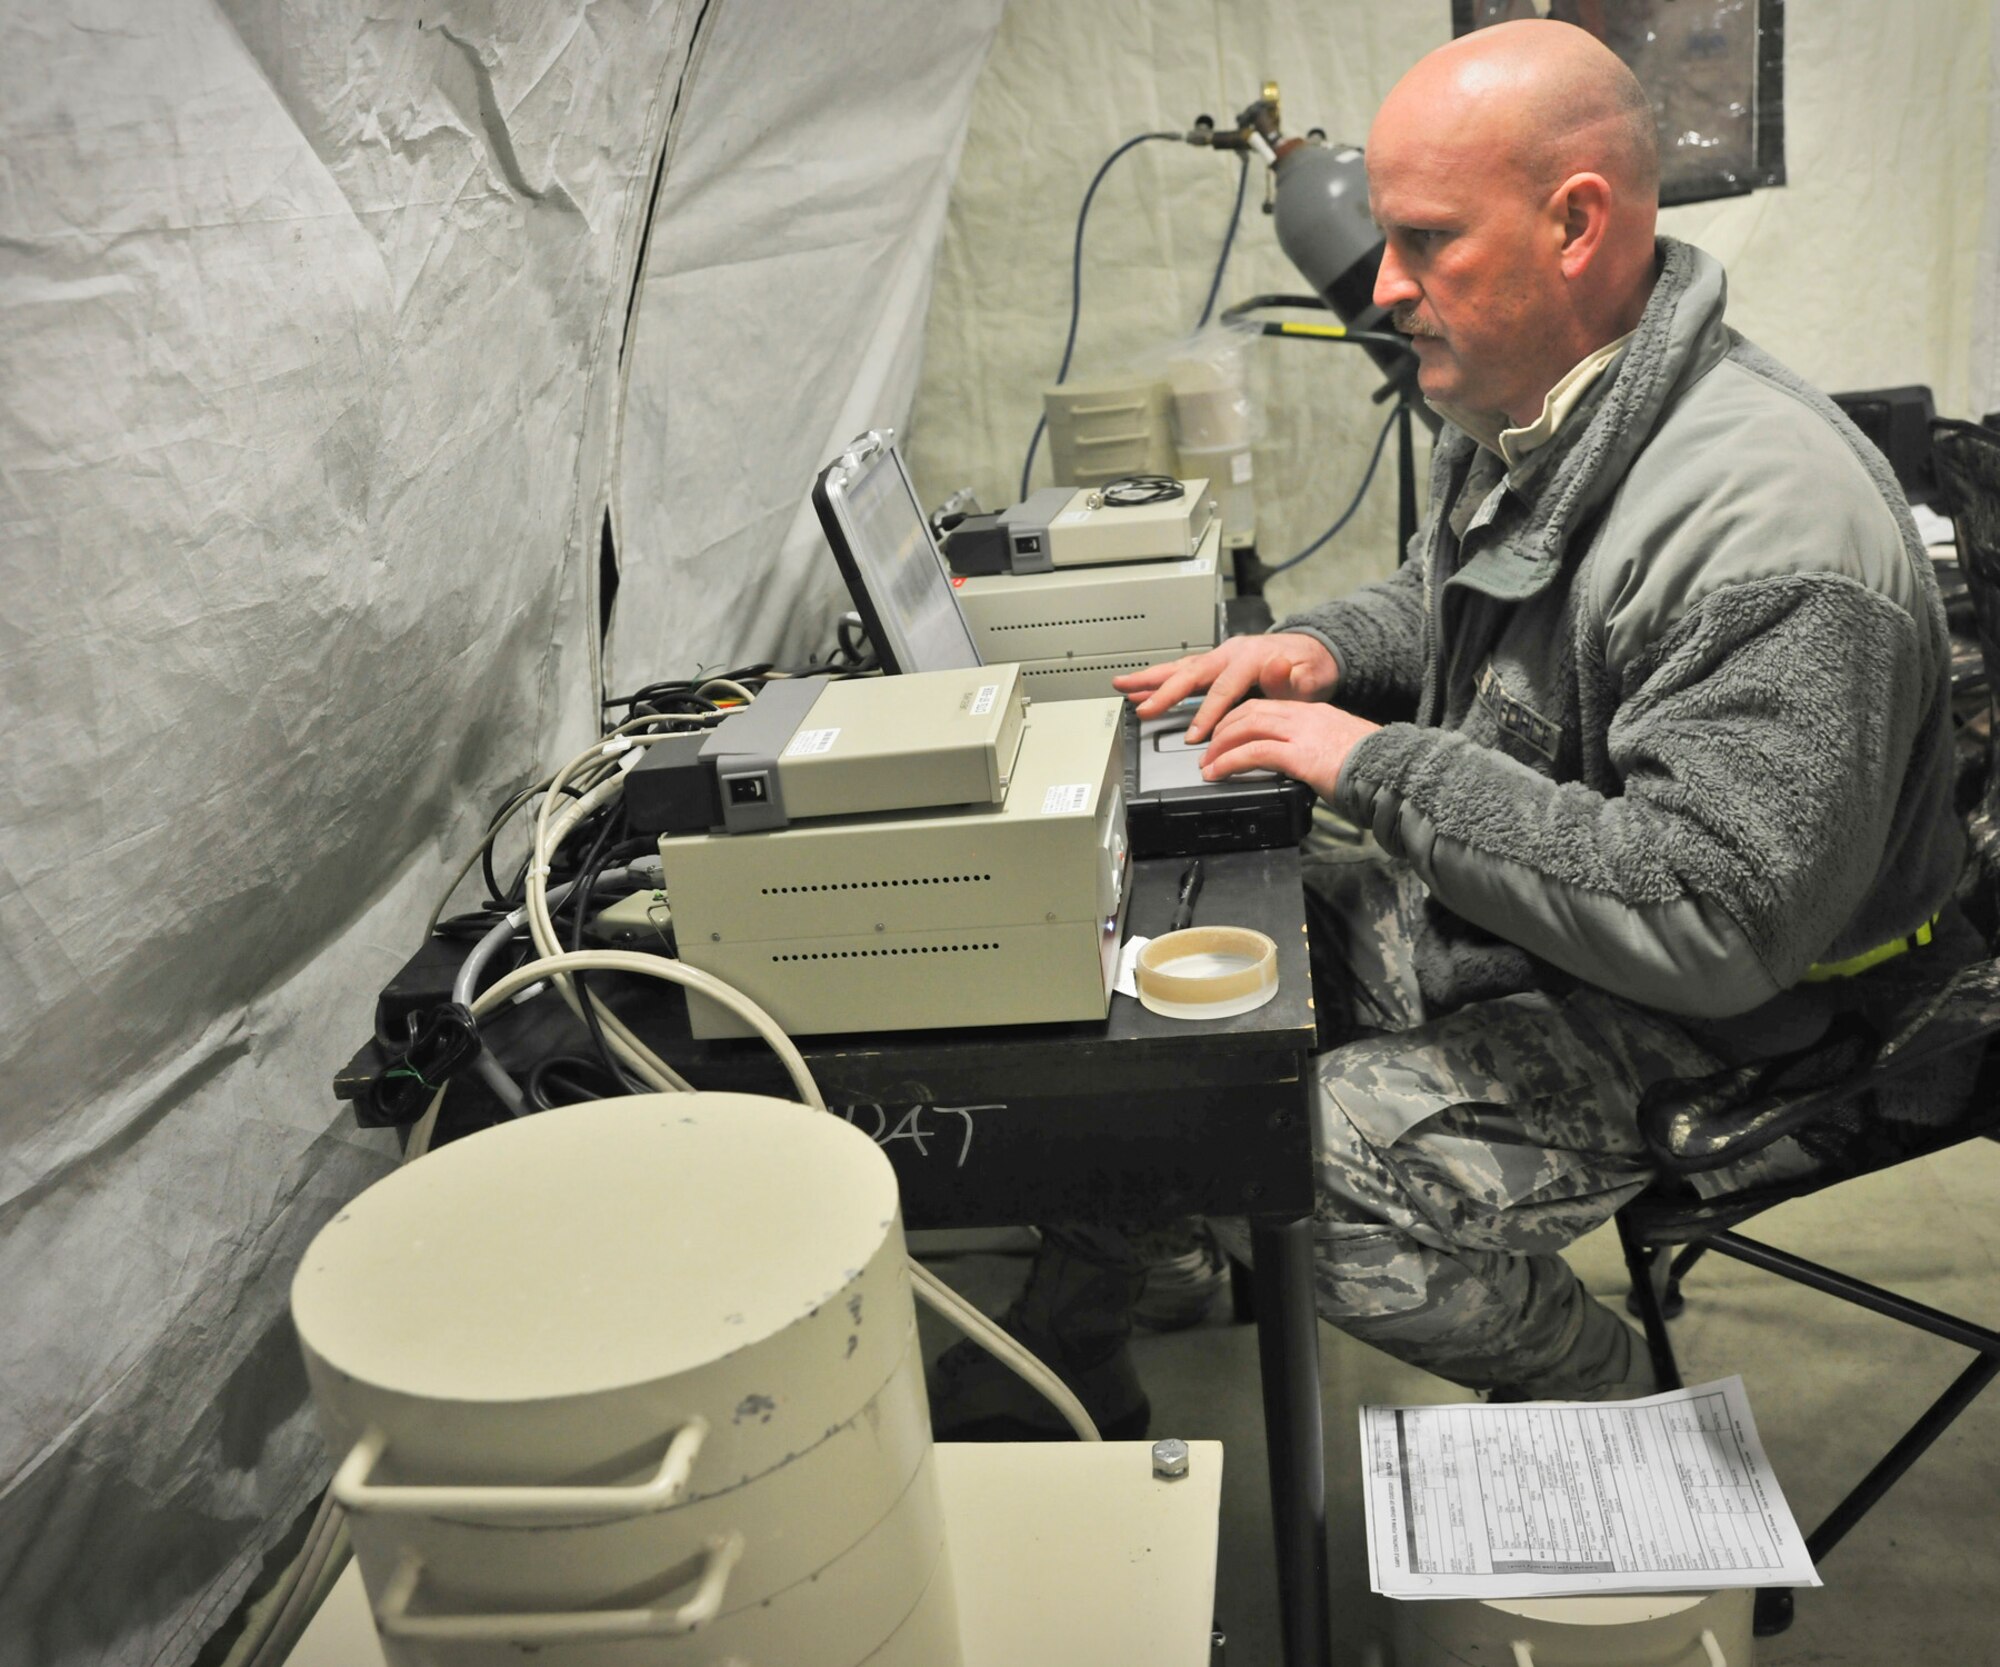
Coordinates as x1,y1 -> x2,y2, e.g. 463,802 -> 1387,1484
988,613 -> 1146,632
771,943 -> 1002,963
761,874 -> 993,896
1023,658 -> 1154,676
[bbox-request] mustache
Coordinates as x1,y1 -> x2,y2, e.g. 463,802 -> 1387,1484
1391,305 -> 1441,339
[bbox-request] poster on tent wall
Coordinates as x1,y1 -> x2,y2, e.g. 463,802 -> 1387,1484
1451,0 -> 1787,206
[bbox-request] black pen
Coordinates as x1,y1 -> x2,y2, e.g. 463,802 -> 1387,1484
1169,858 -> 1205,934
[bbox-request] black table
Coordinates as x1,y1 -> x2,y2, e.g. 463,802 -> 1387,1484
633,847 -> 1331,1667
343,847 -> 1333,1667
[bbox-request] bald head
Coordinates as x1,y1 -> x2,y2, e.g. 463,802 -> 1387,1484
1393,21 -> 1659,207
1365,20 -> 1662,424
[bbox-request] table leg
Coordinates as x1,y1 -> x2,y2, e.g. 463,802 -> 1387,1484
1249,1216 -> 1330,1667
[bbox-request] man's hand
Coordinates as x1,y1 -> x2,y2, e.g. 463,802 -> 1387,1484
1112,633 -> 1340,742
1200,700 -> 1381,802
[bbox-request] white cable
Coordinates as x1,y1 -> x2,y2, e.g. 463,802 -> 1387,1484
695,677 -> 758,705
469,951 -> 823,1109
512,751 -> 1102,1439
522,740 -> 694,1093
453,882 -> 579,1116
230,1488 -> 340,1667
908,1262 -> 1101,1442
467,952 -> 1101,1441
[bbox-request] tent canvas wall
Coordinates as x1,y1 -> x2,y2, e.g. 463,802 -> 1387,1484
1,2 -> 1991,1663
0,4 -> 1002,1661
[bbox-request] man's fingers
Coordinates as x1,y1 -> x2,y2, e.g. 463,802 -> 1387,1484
1111,663 -> 1174,694
1120,652 -> 1221,717
1185,659 -> 1264,740
1201,735 -> 1294,780
1130,665 -> 1205,717
1201,698 -> 1290,753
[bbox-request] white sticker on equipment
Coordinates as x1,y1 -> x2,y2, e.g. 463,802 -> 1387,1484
1042,783 -> 1091,815
1053,508 -> 1094,526
1230,451 -> 1254,484
970,682 -> 999,716
785,727 -> 839,756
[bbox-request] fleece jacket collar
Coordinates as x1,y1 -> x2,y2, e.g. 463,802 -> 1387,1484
1438,239 -> 1732,605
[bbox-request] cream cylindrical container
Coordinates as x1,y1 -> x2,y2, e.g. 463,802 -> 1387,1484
291,1092 -> 958,1667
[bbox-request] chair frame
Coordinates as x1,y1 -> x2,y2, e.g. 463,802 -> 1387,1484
1617,1041 -> 2000,1636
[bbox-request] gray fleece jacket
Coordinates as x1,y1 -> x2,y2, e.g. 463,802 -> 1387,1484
1280,239 -> 1961,1042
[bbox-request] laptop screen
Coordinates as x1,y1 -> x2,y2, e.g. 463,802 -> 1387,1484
813,432 -> 982,675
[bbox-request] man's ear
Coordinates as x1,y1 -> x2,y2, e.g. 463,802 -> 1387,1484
1553,172 -> 1613,280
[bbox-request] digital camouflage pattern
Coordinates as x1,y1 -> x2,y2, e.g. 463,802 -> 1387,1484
1205,838 -> 1725,1397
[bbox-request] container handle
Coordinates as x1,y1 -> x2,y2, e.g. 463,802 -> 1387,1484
1511,1626 -> 1729,1667
372,1536 -> 744,1642
1063,399 -> 1148,419
331,1417 -> 708,1522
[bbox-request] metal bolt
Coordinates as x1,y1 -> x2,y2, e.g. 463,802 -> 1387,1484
1152,1437 -> 1190,1480
710,931 -> 721,942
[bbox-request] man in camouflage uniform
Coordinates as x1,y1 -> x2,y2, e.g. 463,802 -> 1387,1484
1113,15 -> 1964,1408
936,18 -> 1963,1433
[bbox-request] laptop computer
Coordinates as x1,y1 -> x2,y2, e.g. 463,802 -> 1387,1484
812,429 -> 1312,857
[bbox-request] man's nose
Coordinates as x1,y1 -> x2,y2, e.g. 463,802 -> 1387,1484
1373,241 -> 1417,312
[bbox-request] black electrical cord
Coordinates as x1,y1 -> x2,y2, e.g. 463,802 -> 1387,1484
481,781 -> 586,910
1262,402 -> 1400,576
1194,150 -> 1250,331
1219,293 -> 1332,322
525,1054 -> 624,1111
566,803 -> 645,1092
1018,131 -> 1182,501
1098,474 -> 1185,507
432,908 -> 516,943
606,645 -> 871,722
835,614 -> 876,667
604,687 -> 722,718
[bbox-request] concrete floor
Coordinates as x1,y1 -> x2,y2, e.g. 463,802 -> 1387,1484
915,1137 -> 2000,1667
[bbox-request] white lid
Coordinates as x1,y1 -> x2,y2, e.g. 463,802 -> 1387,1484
292,1094 -> 898,1404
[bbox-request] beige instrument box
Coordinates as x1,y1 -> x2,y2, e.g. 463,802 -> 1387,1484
954,518 -> 1224,703
659,697 -> 1130,1038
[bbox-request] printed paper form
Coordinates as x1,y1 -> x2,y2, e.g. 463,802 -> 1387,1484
1360,1376 -> 1819,1599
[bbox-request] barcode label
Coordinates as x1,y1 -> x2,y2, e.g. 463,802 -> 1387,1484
1042,784 -> 1090,815
970,683 -> 999,716
785,727 -> 839,756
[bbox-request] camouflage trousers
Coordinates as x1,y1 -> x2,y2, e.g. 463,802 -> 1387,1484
1213,838 -> 1729,1394
1057,837 -> 1722,1396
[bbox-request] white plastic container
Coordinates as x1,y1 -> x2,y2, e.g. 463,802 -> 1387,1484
1044,375 -> 1179,486
1389,1589 -> 1755,1667
1165,349 -> 1253,453
291,1092 -> 958,1667
1177,442 -> 1256,548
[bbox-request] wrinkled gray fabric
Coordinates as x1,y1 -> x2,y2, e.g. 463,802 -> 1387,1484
1279,239 -> 1961,1030
0,4 -> 1005,1663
